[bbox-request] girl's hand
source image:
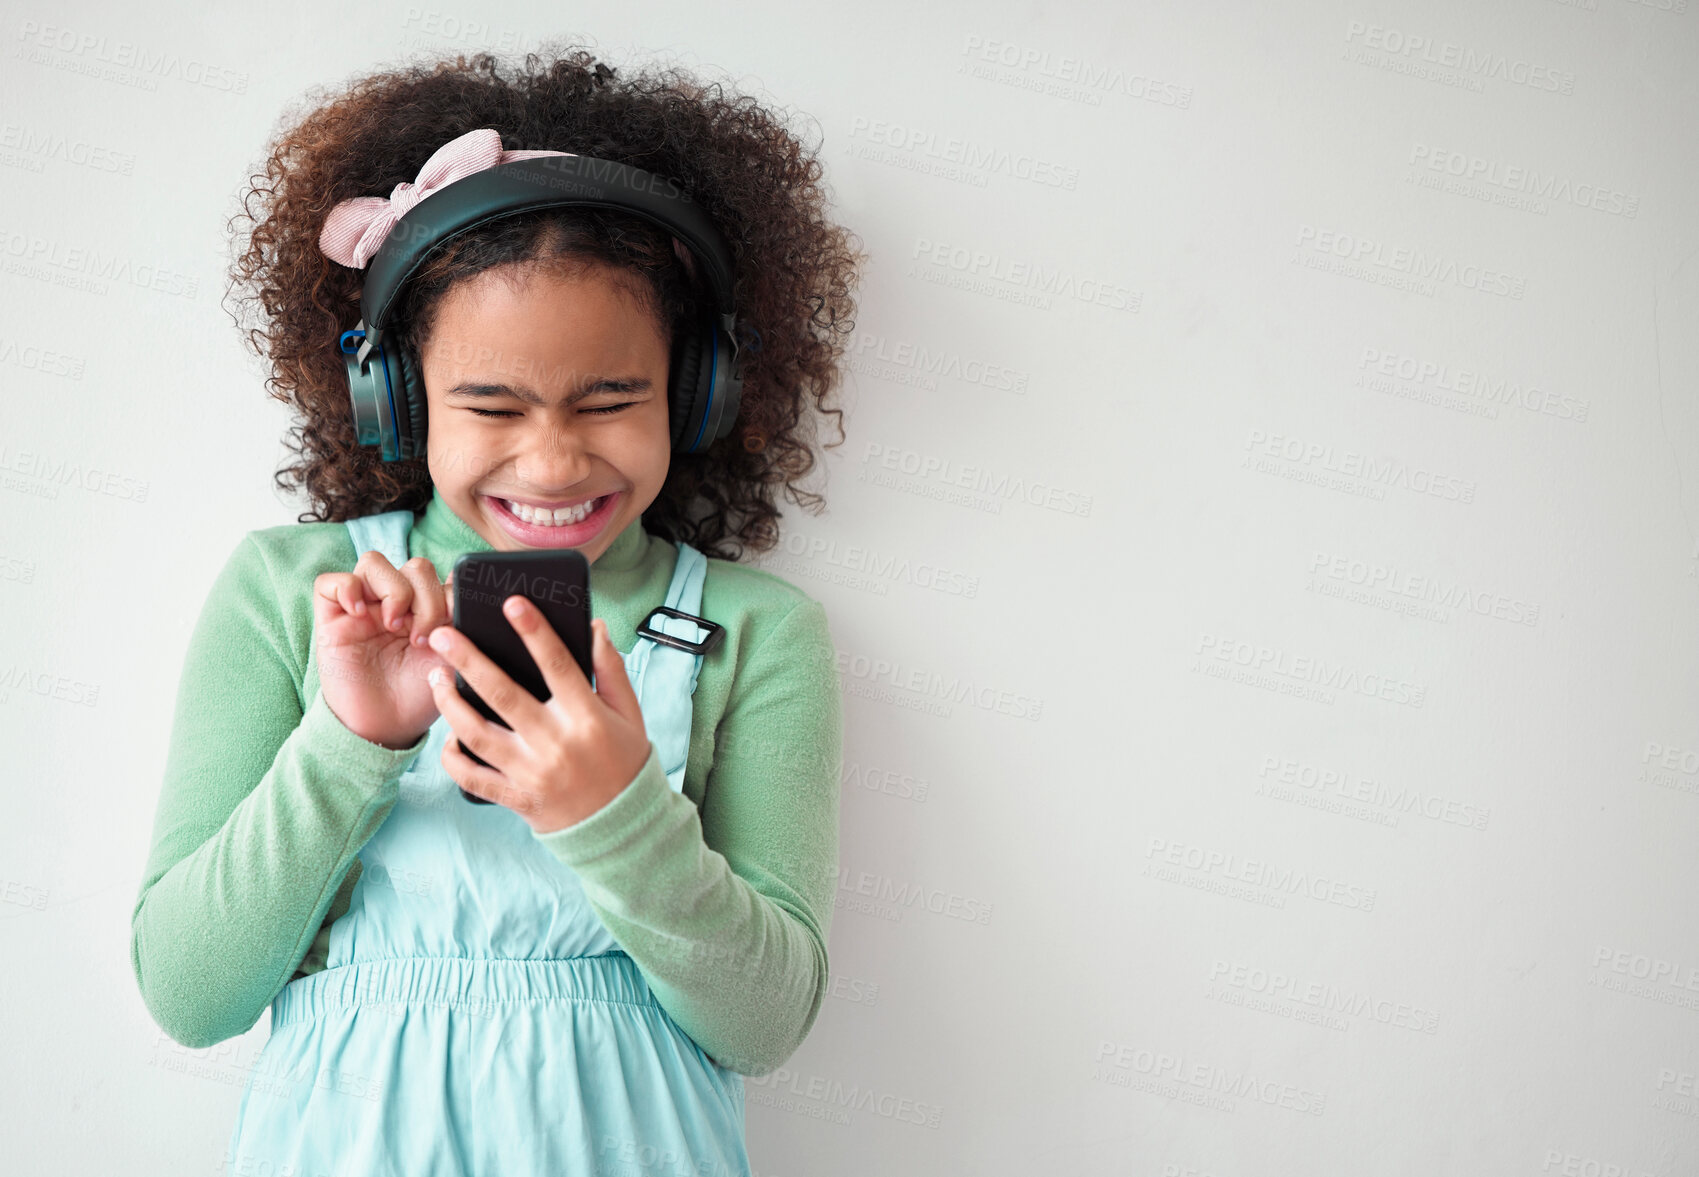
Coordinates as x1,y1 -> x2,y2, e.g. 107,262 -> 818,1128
425,599 -> 650,835
313,553 -> 456,750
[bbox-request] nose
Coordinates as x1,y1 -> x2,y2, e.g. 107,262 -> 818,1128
511,419 -> 595,494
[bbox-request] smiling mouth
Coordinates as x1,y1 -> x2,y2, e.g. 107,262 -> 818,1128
490,493 -> 604,510
488,495 -> 606,526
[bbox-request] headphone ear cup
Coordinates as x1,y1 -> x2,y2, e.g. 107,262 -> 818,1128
669,320 -> 707,452
393,345 -> 429,462
343,330 -> 410,462
705,324 -> 743,444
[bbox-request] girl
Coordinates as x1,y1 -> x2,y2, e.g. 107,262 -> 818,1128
130,46 -> 864,1174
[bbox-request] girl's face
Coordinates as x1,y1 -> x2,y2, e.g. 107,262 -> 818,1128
418,262 -> 673,563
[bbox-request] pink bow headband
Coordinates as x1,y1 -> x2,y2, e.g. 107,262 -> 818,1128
318,126 -> 697,277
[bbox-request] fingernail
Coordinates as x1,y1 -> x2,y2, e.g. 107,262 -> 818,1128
504,596 -> 526,619
429,628 -> 450,651
428,668 -> 443,687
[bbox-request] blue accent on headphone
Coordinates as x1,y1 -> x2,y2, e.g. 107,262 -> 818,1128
686,323 -> 722,454
374,339 -> 402,457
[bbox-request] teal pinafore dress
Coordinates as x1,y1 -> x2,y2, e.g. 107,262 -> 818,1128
224,508 -> 749,1176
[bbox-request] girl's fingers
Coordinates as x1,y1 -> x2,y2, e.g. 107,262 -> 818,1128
315,573 -> 371,623
396,557 -> 447,644
427,623 -> 546,736
353,550 -> 415,632
440,735 -> 500,802
499,596 -> 593,713
589,619 -> 641,723
428,664 -> 519,773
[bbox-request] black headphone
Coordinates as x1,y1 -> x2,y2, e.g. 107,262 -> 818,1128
336,151 -> 748,462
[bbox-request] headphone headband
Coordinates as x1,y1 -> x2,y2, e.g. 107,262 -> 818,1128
357,153 -> 739,360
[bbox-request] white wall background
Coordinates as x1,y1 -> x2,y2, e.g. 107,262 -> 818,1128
3,0 -> 1696,1173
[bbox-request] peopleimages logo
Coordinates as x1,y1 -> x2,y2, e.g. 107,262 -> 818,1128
0,226 -> 201,299
1341,20 -> 1576,95
838,867 -> 994,925
1256,754 -> 1492,832
15,20 -> 252,93
0,124 -> 137,175
1591,947 -> 1699,992
833,645 -> 1044,721
746,1067 -> 943,1129
1243,428 -> 1477,504
1196,631 -> 1429,709
1355,346 -> 1591,423
1207,959 -> 1440,1034
0,335 -> 86,380
1294,225 -> 1527,300
858,441 -> 1094,517
1092,1040 -> 1327,1115
1144,836 -> 1379,912
1307,550 -> 1541,628
1408,143 -> 1639,218
848,331 -> 1030,393
511,153 -> 688,203
765,530 -> 982,598
846,115 -> 1080,190
910,237 -> 1139,312
959,35 -> 1195,107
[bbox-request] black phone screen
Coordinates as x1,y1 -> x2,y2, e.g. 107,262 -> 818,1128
449,549 -> 593,799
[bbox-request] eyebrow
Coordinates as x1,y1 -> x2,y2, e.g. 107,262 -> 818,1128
445,378 -> 654,406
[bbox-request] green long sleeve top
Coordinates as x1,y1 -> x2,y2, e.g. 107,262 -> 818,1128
130,487 -> 842,1077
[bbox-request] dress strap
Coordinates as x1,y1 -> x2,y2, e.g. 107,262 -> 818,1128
344,508 -> 415,568
626,541 -> 716,795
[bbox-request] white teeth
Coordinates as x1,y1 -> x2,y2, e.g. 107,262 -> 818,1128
501,497 -> 600,527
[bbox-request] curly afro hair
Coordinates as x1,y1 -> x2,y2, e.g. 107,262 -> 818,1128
224,43 -> 866,560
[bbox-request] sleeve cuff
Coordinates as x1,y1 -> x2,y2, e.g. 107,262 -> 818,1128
300,691 -> 431,778
531,742 -> 675,867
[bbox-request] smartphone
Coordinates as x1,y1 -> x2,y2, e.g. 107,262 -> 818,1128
449,549 -> 593,805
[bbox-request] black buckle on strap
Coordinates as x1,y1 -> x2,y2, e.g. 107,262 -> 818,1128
637,605 -> 724,655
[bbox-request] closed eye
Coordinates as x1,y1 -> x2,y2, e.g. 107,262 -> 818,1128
467,403 -> 636,418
